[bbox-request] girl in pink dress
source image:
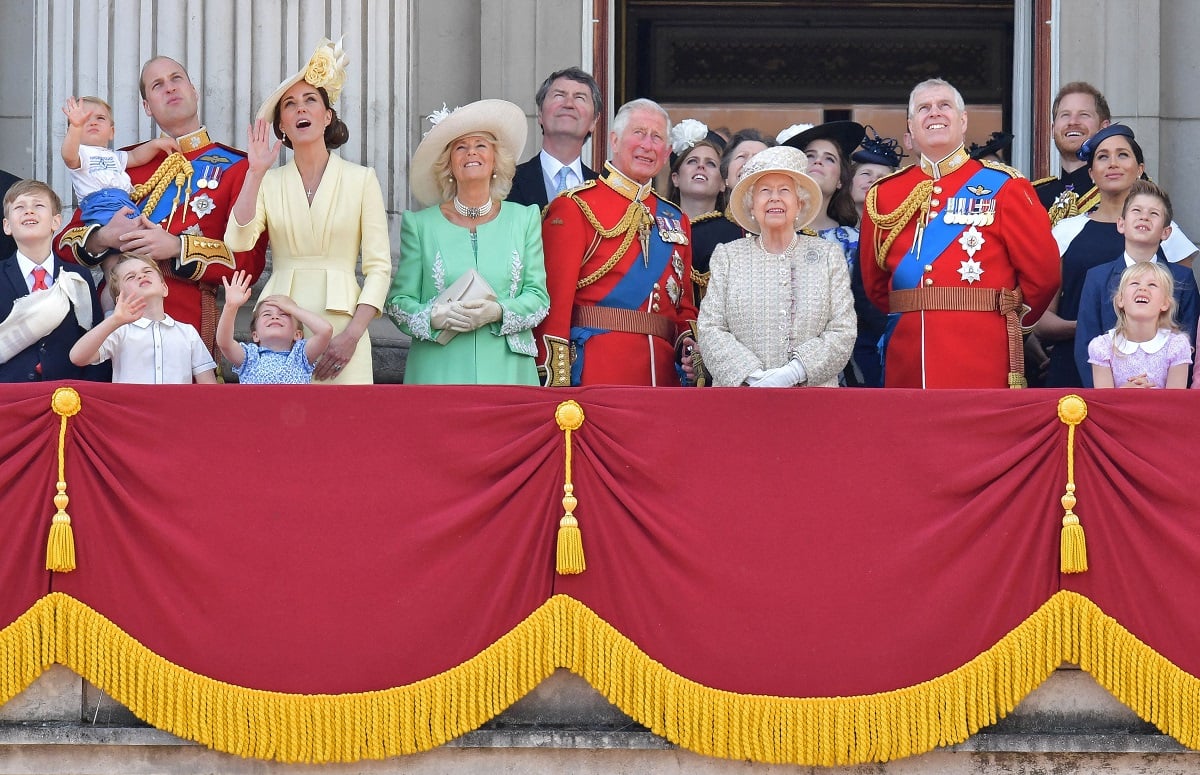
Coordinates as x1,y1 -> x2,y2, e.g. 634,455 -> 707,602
1088,261 -> 1191,388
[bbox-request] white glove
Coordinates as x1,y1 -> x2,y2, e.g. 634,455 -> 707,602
459,299 -> 503,330
748,358 -> 806,388
431,302 -> 472,332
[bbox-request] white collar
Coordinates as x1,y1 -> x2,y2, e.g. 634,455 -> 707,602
15,251 -> 54,278
1112,328 -> 1171,354
131,313 -> 177,329
540,150 -> 583,182
1122,252 -> 1159,267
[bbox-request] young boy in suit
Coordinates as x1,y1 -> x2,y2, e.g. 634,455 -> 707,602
0,179 -> 105,382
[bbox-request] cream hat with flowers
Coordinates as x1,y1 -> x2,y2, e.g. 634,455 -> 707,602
728,146 -> 823,234
255,38 -> 350,123
408,99 -> 528,207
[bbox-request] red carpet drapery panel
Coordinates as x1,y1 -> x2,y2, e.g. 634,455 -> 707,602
1,384 -> 1198,765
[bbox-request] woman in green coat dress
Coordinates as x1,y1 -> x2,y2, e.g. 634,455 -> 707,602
386,99 -> 549,384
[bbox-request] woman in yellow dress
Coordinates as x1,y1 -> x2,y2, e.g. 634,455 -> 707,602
226,38 -> 392,384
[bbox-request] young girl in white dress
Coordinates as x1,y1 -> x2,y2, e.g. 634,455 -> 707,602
1088,261 -> 1191,389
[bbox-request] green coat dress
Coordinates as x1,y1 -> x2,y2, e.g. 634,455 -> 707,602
385,202 -> 549,384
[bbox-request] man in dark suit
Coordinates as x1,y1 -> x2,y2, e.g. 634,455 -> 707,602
507,67 -> 601,208
0,179 -> 105,382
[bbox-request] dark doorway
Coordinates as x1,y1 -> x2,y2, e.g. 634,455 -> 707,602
615,0 -> 1016,162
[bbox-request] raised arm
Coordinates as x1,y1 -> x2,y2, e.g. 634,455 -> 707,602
230,120 -> 279,229
216,270 -> 254,368
69,292 -> 144,366
60,97 -> 90,170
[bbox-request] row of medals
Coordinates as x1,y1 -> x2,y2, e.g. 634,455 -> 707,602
941,197 -> 995,227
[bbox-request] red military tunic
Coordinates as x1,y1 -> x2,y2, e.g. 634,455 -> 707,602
56,127 -> 268,352
859,146 -> 1060,388
536,165 -> 698,386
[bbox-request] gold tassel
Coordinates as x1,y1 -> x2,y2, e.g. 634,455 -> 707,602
46,387 -> 82,572
1057,395 -> 1088,573
555,401 -> 586,574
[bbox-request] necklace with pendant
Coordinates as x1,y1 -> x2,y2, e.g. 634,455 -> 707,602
454,197 -> 493,219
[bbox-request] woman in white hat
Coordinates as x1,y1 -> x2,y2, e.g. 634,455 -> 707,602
384,100 -> 549,384
697,145 -> 855,387
225,38 -> 392,384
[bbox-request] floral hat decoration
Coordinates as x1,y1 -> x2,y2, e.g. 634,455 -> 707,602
255,37 -> 350,123
669,118 -> 726,167
408,99 -> 527,207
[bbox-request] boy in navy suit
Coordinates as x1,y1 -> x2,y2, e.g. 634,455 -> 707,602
0,179 -> 105,382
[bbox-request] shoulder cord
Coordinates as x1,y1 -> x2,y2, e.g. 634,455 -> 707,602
573,194 -> 654,289
131,153 -> 195,229
865,180 -> 933,270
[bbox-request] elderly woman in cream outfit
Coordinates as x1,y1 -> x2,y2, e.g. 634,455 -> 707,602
697,145 -> 855,387
226,38 -> 392,384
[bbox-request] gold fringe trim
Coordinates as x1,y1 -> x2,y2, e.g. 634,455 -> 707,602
48,592 -> 559,763
1061,591 -> 1200,750
0,597 -> 56,708
3,592 -> 1200,764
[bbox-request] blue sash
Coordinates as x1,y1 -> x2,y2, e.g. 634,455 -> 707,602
891,167 -> 1010,291
570,199 -> 680,383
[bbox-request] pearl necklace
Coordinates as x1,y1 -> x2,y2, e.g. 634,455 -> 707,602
453,196 -> 493,219
759,233 -> 799,258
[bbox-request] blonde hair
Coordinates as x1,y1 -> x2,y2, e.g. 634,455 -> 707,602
1112,261 -> 1179,342
431,132 -> 516,203
79,96 -> 113,116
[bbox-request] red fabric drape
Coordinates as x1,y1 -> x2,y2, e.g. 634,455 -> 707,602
1059,391 -> 1200,676
0,391 -> 54,624
0,382 -> 1194,701
46,384 -> 560,693
552,388 -> 1064,696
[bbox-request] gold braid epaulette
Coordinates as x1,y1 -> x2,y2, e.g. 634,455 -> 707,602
131,153 -> 194,218
866,180 -> 933,270
572,194 -> 653,289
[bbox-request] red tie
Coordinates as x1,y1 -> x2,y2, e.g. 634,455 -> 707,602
31,267 -> 48,291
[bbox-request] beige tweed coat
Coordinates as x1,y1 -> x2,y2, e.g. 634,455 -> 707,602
697,235 -> 856,387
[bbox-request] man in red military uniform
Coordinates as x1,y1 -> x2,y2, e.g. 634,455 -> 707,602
860,78 -> 1059,388
55,56 -> 267,353
536,98 -> 698,386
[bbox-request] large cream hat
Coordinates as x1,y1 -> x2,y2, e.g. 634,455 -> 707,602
255,37 -> 350,123
409,99 -> 528,207
728,145 -> 823,234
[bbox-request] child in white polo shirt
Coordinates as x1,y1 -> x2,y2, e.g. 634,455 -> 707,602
70,254 -> 217,383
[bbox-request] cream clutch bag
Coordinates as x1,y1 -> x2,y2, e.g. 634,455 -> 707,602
433,269 -> 498,344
